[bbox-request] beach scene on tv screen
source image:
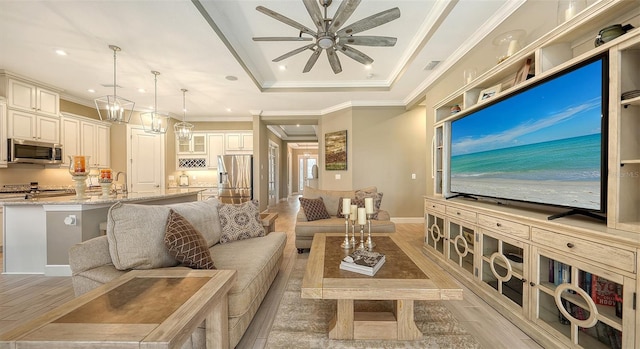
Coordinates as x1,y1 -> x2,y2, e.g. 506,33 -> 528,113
450,59 -> 603,210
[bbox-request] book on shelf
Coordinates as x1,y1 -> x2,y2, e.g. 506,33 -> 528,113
340,250 -> 385,276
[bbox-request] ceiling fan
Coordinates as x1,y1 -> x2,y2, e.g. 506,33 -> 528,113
252,0 -> 400,74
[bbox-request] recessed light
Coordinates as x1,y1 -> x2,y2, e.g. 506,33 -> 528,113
226,108 -> 232,112
225,75 -> 238,81
278,65 -> 287,71
364,64 -> 372,70
138,88 -> 146,93
55,49 -> 67,56
87,89 -> 95,93
296,124 -> 300,127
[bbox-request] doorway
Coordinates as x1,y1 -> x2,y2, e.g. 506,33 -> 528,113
127,126 -> 165,192
268,141 -> 278,206
298,154 -> 318,193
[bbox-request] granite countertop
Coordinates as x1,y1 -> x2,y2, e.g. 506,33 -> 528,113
0,188 -> 205,206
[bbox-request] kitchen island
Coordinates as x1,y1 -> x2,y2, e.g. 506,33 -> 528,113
1,189 -> 203,276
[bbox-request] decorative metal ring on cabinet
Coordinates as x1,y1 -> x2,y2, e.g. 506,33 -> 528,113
430,224 -> 442,242
489,252 -> 513,282
554,283 -> 598,328
453,235 -> 470,257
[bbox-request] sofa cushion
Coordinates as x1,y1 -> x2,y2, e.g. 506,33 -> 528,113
107,202 -> 178,270
218,201 -> 265,244
302,186 -> 354,217
299,197 -> 331,221
168,199 -> 222,248
164,210 -> 216,270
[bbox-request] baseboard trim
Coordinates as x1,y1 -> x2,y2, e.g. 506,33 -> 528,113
390,217 -> 423,224
45,265 -> 72,277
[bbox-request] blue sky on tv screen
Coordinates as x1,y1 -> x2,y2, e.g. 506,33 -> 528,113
451,59 -> 602,156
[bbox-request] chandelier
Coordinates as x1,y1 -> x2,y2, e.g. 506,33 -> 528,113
94,45 -> 135,123
174,89 -> 194,141
140,71 -> 169,134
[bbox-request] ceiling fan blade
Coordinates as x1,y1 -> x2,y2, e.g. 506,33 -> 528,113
256,6 -> 317,37
339,35 -> 397,46
336,44 -> 373,65
336,7 -> 400,36
326,48 -> 343,74
327,0 -> 361,33
302,0 -> 324,31
253,37 -> 313,42
303,47 -> 323,73
273,44 -> 316,62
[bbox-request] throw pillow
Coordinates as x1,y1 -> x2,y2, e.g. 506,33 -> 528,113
299,197 -> 331,221
355,190 -> 384,219
218,201 -> 265,244
164,210 -> 216,269
107,202 -> 178,270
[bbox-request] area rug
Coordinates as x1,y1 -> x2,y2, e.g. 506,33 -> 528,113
266,254 -> 482,349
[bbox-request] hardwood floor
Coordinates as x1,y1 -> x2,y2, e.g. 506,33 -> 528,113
0,197 -> 543,349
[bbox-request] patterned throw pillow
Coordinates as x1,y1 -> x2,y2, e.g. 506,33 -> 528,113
299,197 -> 331,221
164,209 -> 216,269
218,201 -> 265,244
355,190 -> 384,219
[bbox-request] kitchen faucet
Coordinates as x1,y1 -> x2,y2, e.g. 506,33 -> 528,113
114,171 -> 128,194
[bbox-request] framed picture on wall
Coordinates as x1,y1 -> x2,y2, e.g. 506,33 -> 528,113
325,130 -> 347,170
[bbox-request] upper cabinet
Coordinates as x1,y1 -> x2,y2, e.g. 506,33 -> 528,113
6,79 -> 59,117
0,98 -> 6,168
7,110 -> 59,143
225,132 -> 253,154
61,113 -> 110,168
177,133 -> 207,154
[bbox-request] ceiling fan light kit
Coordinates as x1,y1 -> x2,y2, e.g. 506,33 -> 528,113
94,45 -> 135,123
253,0 -> 400,74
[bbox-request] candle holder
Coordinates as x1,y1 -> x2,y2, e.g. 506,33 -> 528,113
68,155 -> 90,200
98,168 -> 113,198
366,213 -> 376,250
351,221 -> 357,246
341,213 -> 352,249
357,224 -> 366,250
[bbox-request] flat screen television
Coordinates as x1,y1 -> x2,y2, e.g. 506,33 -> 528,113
449,54 -> 608,219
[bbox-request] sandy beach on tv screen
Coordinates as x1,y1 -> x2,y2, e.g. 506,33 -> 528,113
451,177 -> 600,209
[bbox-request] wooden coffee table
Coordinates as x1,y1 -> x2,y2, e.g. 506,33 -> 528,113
301,233 -> 462,340
0,269 -> 236,349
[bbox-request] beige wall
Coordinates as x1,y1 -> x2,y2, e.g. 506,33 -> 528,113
318,108 -> 352,190
352,106 -> 426,217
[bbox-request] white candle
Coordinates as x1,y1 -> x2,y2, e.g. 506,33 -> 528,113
350,205 -> 358,221
364,197 -> 374,214
358,208 -> 366,225
342,198 -> 351,215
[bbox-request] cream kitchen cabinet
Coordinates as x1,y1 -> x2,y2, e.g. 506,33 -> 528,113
5,78 -> 59,117
60,115 -> 80,164
0,98 -> 7,167
207,133 -> 224,169
81,121 -> 110,168
177,133 -> 206,154
8,109 -> 59,143
225,132 -> 253,153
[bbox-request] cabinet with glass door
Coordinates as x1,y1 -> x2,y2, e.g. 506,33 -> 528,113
446,217 -> 476,277
478,229 -> 529,315
423,199 -> 446,258
531,247 -> 636,349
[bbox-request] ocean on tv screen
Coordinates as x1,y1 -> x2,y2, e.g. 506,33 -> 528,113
450,58 -> 604,210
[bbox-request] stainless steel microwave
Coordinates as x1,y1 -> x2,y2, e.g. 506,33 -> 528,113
8,139 -> 63,164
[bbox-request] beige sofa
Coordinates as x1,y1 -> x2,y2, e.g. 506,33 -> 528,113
69,199 -> 286,349
295,186 -> 395,253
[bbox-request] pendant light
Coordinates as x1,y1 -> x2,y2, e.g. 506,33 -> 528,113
140,71 -> 169,134
174,89 -> 194,141
94,45 -> 135,123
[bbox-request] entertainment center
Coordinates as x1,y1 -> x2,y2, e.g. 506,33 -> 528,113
424,1 -> 640,348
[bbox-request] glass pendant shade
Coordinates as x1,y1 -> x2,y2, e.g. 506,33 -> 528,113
95,45 -> 134,123
174,89 -> 194,141
141,71 -> 169,134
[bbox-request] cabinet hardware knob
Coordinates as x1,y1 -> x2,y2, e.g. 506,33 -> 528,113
522,279 -> 527,283
456,212 -> 460,215
496,223 -> 502,227
566,243 -> 574,248
529,282 -> 535,287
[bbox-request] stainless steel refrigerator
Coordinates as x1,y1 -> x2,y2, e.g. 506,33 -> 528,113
218,154 -> 253,203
